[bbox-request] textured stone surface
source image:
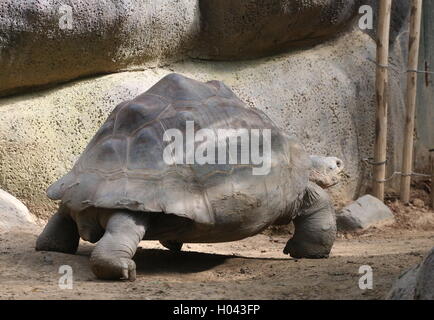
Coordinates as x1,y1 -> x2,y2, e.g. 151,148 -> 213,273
0,189 -> 36,232
0,30 -> 406,218
0,0 -> 200,96
387,248 -> 434,300
192,0 -> 360,60
362,0 -> 410,44
336,195 -> 395,231
0,0 -> 410,97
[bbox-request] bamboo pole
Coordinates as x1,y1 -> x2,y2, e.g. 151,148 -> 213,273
372,0 -> 392,202
400,0 -> 423,204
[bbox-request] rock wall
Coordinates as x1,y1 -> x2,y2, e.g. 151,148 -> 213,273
0,29 -> 406,218
0,0 -> 201,96
191,0 -> 360,60
0,0 -> 383,97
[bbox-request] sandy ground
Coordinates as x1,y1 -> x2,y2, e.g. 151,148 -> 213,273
1,187 -> 433,300
0,227 -> 433,300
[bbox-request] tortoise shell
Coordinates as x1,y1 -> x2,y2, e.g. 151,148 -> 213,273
48,73 -> 310,227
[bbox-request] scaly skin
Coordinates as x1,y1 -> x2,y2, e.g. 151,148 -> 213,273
309,156 -> 344,189
284,182 -> 337,259
90,211 -> 149,281
35,206 -> 79,254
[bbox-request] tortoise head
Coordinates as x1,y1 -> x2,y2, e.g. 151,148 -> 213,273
308,155 -> 344,188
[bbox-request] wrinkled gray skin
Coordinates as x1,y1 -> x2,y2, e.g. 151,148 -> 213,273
309,156 -> 344,189
36,74 -> 342,281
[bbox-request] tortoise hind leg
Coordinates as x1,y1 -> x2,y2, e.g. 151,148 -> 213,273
284,182 -> 336,259
36,206 -> 80,254
160,240 -> 183,252
90,210 -> 149,281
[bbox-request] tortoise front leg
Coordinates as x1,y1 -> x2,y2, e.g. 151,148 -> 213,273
90,210 -> 149,281
36,205 -> 79,254
284,182 -> 336,259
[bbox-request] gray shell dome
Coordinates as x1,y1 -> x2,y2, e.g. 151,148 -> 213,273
47,73 -> 311,225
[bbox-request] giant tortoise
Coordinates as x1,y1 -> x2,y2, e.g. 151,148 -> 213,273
36,73 -> 343,281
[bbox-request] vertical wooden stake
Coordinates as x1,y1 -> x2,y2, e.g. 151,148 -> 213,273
400,0 -> 423,204
372,0 -> 392,202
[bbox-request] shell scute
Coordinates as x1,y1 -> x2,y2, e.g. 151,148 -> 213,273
47,74 -> 310,226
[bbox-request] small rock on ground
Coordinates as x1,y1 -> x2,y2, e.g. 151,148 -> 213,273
336,195 -> 394,231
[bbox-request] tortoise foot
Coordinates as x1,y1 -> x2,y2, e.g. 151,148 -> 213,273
90,256 -> 136,281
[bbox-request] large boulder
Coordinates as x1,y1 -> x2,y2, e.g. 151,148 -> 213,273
387,248 -> 434,300
336,195 -> 395,231
0,0 -> 200,96
0,0 -> 409,96
0,29 -> 406,218
0,189 -> 36,232
192,0 -> 360,60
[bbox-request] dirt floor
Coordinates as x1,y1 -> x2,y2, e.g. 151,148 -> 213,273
0,188 -> 433,300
